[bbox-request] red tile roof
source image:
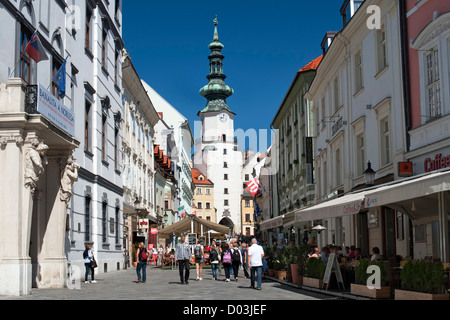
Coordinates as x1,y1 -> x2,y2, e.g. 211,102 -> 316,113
191,168 -> 214,185
299,55 -> 323,73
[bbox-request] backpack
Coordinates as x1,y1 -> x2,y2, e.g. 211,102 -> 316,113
231,248 -> 240,262
222,250 -> 232,264
194,245 -> 202,259
140,248 -> 148,261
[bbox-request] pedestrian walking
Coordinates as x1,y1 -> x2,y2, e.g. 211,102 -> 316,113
230,241 -> 242,281
194,240 -> 204,281
136,242 -> 149,283
83,243 -> 97,283
209,244 -> 220,280
248,238 -> 264,290
175,235 -> 191,285
241,242 -> 250,278
221,243 -> 232,282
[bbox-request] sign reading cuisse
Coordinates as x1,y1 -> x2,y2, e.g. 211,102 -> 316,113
37,84 -> 75,137
424,153 -> 450,173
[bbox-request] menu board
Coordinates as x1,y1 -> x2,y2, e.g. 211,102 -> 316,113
322,253 -> 345,290
188,233 -> 197,245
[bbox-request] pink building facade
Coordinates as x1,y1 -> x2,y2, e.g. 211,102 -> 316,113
403,0 -> 450,174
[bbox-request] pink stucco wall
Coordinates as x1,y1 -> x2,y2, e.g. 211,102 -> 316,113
406,0 -> 450,129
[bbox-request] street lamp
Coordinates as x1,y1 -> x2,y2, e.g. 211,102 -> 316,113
364,161 -> 376,186
312,225 -> 327,234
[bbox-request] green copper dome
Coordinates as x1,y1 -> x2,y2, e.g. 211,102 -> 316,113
199,16 -> 235,115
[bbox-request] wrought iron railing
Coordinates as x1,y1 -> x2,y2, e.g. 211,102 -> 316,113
25,85 -> 38,114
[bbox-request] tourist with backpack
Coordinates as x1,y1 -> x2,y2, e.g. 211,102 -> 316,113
136,242 -> 149,283
209,244 -> 220,280
83,243 -> 96,283
230,241 -> 243,281
221,243 -> 232,282
194,240 -> 204,281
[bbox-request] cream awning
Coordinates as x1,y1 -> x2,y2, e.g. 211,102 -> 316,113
260,215 -> 284,231
293,191 -> 367,224
159,214 -> 230,238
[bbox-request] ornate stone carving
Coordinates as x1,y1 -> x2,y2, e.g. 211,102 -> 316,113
24,139 -> 49,193
60,156 -> 79,204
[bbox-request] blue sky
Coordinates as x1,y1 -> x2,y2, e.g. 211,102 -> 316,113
123,0 -> 344,153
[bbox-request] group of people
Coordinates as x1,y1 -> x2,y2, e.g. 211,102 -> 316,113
307,243 -> 384,266
174,235 -> 265,290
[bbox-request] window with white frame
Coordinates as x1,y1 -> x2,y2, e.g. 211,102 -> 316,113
376,27 -> 388,73
425,48 -> 441,119
380,117 -> 391,166
321,97 -> 326,130
356,134 -> 365,176
355,50 -> 363,92
333,77 -> 339,114
335,148 -> 342,187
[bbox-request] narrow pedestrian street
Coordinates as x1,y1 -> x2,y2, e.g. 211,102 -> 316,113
0,266 -> 334,301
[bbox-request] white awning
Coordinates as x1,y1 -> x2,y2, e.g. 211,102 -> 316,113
293,191 -> 366,223
363,169 -> 450,208
260,215 -> 284,231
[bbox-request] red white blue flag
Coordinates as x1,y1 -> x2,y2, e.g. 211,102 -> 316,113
25,31 -> 49,63
245,177 -> 262,198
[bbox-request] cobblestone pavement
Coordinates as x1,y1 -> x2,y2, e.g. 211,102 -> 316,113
0,266 -> 336,300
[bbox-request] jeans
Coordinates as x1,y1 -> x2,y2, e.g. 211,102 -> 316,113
178,259 -> 190,283
136,260 -> 147,282
250,266 -> 262,289
211,263 -> 218,279
242,262 -> 250,278
85,263 -> 94,281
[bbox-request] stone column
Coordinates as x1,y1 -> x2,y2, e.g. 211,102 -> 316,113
37,155 -> 78,289
0,132 -> 46,296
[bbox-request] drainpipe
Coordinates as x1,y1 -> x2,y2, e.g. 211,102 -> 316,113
399,0 -> 412,152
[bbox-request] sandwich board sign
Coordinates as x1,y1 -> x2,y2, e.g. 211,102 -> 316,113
322,253 -> 345,290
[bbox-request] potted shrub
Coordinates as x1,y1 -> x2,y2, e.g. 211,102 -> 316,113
265,247 -> 276,277
395,259 -> 449,300
274,253 -> 288,280
303,257 -> 326,288
350,259 -> 391,299
285,245 -> 299,283
295,244 -> 309,286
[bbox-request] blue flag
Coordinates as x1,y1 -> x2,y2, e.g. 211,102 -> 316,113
54,57 -> 68,98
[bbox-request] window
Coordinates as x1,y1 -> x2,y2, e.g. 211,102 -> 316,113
222,134 -> 226,142
19,26 -> 32,84
224,199 -> 229,206
114,127 -> 119,170
197,202 -> 202,209
205,189 -> 211,195
84,196 -> 91,242
224,188 -> 228,194
224,162 -> 228,168
356,134 -> 365,176
245,200 -> 251,208
355,51 -> 363,92
335,149 -> 342,186
114,0 -> 120,20
333,77 -> 339,114
102,201 -> 107,243
425,48 -> 441,119
197,188 -> 202,195
223,149 -> 227,155
102,115 -> 107,161
224,174 -> 228,180
164,200 -> 169,210
376,27 -> 388,73
102,28 -> 107,68
206,202 -> 211,209
114,49 -> 120,85
85,100 -> 92,152
245,174 -> 249,181
245,214 -> 251,223
115,206 -> 120,244
85,5 -> 93,50
380,118 -> 391,165
321,97 -> 326,130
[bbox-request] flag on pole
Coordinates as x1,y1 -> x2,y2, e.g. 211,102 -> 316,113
53,57 -> 68,98
245,177 -> 262,198
25,31 -> 49,63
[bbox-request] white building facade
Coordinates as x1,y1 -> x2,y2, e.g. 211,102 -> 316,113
305,0 -> 407,257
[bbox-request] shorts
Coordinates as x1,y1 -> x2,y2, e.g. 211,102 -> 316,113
195,257 -> 203,264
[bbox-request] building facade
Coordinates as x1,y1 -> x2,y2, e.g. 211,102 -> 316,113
0,0 -> 124,295
192,168 -> 216,223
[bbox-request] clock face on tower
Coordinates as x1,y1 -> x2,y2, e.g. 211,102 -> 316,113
219,113 -> 229,123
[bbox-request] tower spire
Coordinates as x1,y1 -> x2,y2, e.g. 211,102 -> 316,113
199,15 -> 235,115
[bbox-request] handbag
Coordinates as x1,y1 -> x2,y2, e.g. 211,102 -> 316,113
90,258 -> 98,268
